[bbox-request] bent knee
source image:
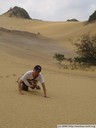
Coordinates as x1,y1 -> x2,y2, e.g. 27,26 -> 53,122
18,79 -> 23,84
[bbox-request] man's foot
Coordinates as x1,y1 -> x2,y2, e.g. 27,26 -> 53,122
30,85 -> 40,90
30,85 -> 36,89
36,85 -> 41,90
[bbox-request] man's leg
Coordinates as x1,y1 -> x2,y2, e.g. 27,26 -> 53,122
35,85 -> 41,90
21,82 -> 28,91
28,80 -> 41,90
30,82 -> 41,90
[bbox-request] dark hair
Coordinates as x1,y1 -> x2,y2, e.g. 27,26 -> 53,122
34,65 -> 42,71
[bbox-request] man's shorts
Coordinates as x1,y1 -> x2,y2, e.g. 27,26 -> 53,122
21,82 -> 41,91
21,82 -> 28,91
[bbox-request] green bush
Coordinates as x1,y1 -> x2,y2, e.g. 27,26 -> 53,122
74,34 -> 96,65
53,53 -> 65,65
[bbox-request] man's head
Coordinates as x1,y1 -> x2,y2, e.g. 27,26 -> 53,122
33,65 -> 42,76
34,65 -> 42,72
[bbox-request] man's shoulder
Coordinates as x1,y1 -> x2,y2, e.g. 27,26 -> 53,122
38,72 -> 43,77
26,70 -> 33,74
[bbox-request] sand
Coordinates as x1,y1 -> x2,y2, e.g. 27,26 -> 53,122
0,17 -> 96,128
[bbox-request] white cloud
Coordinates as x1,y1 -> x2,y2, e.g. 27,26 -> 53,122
0,0 -> 96,21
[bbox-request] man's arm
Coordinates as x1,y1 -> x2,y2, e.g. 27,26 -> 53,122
42,82 -> 47,97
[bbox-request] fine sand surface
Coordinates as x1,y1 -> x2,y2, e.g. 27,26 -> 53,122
0,17 -> 96,128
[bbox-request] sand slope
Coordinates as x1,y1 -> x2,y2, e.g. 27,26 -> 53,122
0,17 -> 96,128
0,51 -> 96,128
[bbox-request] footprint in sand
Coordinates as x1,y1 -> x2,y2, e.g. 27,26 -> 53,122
13,74 -> 17,77
0,76 -> 3,78
6,75 -> 9,78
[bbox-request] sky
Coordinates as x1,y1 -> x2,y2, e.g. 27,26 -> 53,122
0,0 -> 96,21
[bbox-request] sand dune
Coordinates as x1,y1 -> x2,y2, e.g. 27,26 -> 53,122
0,16 -> 96,50
0,16 -> 96,128
0,16 -> 96,39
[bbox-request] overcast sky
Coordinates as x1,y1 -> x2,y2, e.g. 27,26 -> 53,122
0,0 -> 96,21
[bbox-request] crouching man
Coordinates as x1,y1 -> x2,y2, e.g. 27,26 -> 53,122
18,65 -> 47,98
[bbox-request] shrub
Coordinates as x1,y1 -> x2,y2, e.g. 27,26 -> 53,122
67,19 -> 79,22
53,53 -> 65,65
74,34 -> 96,65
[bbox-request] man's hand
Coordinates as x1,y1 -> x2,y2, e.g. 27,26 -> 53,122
19,91 -> 24,95
44,95 -> 50,98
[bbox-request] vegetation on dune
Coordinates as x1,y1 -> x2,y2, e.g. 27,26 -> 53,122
74,34 -> 96,65
67,19 -> 79,22
3,6 -> 31,19
88,10 -> 96,22
54,34 -> 96,70
53,53 -> 65,65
